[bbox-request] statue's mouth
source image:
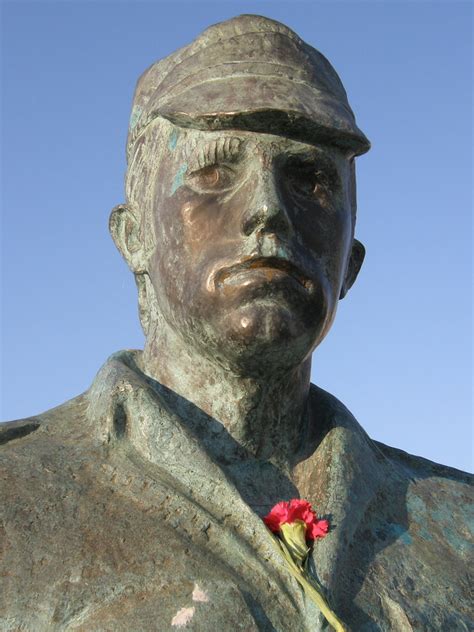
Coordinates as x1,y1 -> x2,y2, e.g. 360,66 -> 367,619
212,256 -> 314,292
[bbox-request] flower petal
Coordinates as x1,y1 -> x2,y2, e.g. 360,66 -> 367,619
308,518 -> 330,540
263,501 -> 290,532
286,499 -> 313,524
263,499 -> 330,542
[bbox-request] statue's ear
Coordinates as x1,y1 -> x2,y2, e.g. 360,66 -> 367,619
340,238 -> 365,299
109,204 -> 146,273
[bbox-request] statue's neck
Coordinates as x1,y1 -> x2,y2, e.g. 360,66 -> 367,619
140,318 -> 312,474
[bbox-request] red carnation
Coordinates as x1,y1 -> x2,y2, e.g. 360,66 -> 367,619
262,499 -> 345,630
263,498 -> 329,542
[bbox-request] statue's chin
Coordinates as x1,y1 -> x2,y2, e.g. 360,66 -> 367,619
209,301 -> 323,375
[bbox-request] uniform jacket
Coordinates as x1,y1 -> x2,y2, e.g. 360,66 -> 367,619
1,351 -> 472,631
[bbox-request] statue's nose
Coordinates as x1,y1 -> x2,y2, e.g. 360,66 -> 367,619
240,170 -> 293,238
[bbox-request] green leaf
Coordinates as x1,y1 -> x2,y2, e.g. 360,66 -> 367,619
268,531 -> 348,632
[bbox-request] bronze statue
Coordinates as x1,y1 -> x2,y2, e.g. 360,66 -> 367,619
1,15 -> 472,631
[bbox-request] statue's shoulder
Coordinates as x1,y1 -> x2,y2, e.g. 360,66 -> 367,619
374,441 -> 473,579
0,391 -> 104,550
0,416 -> 42,446
0,349 -> 143,465
0,392 -> 91,466
375,440 -> 473,487
1,391 -> 89,433
311,382 -> 472,483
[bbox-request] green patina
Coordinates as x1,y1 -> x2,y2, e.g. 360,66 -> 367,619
168,129 -> 179,150
129,105 -> 143,131
171,163 -> 188,195
429,506 -> 473,553
406,494 -> 434,541
407,493 -> 426,515
388,523 -> 413,546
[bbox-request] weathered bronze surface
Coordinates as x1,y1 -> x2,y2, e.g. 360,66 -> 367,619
1,15 -> 472,631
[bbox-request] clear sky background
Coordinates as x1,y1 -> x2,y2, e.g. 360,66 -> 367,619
1,1 -> 472,472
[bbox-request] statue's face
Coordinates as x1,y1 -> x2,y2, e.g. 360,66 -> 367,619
145,125 -> 357,373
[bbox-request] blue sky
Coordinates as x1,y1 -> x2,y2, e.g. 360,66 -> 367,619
1,1 -> 472,471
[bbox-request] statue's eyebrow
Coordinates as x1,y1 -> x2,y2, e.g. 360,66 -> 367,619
282,146 -> 343,192
283,146 -> 342,178
185,137 -> 245,170
286,146 -> 337,167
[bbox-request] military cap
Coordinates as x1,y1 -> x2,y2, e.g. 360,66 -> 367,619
127,14 -> 370,158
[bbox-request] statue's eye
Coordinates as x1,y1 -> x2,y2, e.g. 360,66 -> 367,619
286,166 -> 319,196
187,165 -> 235,192
285,160 -> 337,201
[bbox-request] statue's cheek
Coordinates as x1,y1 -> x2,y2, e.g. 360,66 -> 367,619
180,193 -> 234,244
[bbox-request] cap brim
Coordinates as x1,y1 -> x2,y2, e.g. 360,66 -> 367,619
154,74 -> 370,156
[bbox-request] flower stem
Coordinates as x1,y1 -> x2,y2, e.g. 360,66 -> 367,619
272,536 -> 348,632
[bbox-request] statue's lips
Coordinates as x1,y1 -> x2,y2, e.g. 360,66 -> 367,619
213,257 -> 314,292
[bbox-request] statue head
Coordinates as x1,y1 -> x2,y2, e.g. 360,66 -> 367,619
110,15 -> 370,375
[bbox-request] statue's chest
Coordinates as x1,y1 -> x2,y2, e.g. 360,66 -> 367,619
36,471 -> 311,631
